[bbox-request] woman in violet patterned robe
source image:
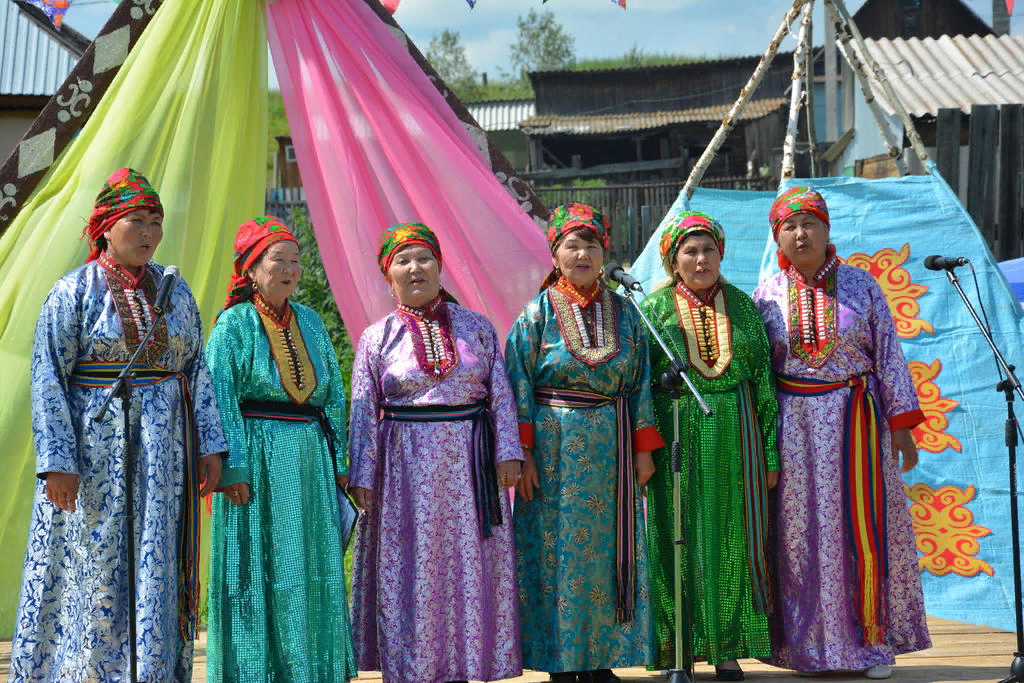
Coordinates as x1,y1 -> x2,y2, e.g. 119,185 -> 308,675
505,204 -> 663,683
348,222 -> 523,683
752,187 -> 931,679
8,169 -> 226,683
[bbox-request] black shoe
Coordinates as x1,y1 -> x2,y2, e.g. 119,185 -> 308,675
549,674 -> 579,683
715,664 -> 745,681
585,670 -> 621,683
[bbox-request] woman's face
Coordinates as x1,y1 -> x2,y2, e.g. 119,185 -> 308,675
552,231 -> 605,290
673,233 -> 721,293
777,212 -> 830,273
250,240 -> 301,305
388,244 -> 441,309
103,209 -> 163,269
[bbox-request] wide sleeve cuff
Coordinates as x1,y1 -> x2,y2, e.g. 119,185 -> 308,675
889,409 -> 925,431
518,421 -> 535,449
632,425 -> 665,452
214,465 -> 249,490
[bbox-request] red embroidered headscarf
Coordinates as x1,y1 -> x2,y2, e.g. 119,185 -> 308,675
769,187 -> 831,271
82,168 -> 164,263
222,216 -> 299,312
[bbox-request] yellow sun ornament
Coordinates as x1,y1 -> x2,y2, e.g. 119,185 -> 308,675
904,482 -> 994,577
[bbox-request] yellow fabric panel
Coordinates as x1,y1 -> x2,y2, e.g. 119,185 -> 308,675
0,0 -> 267,637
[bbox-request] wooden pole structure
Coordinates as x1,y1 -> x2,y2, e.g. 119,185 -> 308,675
782,0 -> 815,180
825,7 -> 839,140
805,23 -> 820,177
828,0 -> 932,170
824,0 -> 908,176
682,0 -> 809,199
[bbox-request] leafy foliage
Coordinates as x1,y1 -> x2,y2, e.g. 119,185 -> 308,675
425,29 -> 481,101
505,9 -> 576,81
268,91 -> 290,182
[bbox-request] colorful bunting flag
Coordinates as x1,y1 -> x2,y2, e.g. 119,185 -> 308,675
25,0 -> 71,28
1008,0 -> 1015,17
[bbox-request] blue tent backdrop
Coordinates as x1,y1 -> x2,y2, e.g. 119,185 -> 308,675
631,164 -> 1024,633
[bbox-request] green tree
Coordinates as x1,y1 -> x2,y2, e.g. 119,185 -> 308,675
506,9 -> 576,81
425,29 -> 480,102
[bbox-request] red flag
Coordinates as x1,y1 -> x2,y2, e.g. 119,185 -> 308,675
381,0 -> 400,14
1009,0 -> 1015,16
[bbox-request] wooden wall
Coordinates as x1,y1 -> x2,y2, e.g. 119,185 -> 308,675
852,0 -> 992,40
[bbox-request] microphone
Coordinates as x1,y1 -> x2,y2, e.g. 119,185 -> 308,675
152,265 -> 179,315
605,262 -> 644,292
924,255 -> 970,271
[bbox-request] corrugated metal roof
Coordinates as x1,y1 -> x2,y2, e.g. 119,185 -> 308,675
519,97 -> 787,136
0,0 -> 84,97
465,99 -> 535,132
862,34 -> 1024,117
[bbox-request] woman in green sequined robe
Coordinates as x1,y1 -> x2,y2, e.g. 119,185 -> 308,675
640,212 -> 779,680
505,204 -> 664,683
205,218 -> 356,682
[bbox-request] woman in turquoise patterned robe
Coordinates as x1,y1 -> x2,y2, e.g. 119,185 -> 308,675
505,204 -> 664,683
204,217 -> 356,682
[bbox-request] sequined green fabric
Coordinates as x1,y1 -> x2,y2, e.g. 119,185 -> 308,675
640,283 -> 780,667
205,301 -> 356,682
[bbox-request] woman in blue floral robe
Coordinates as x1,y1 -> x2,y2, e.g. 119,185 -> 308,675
8,169 -> 226,683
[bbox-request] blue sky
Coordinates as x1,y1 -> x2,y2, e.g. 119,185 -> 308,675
61,0 -> 1018,89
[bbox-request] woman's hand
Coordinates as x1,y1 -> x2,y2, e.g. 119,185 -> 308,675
634,451 -> 655,488
767,471 -> 780,490
335,475 -> 350,490
45,472 -> 79,512
222,482 -> 250,506
350,486 -> 373,513
198,453 -> 224,496
496,460 -> 522,489
892,427 -> 919,473
516,448 -> 540,502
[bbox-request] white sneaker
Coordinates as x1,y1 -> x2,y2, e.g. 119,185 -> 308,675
864,664 -> 892,679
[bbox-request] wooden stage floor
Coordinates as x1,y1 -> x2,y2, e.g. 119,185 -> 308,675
1,617 -> 1015,682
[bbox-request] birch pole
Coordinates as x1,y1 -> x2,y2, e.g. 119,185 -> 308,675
805,21 -> 820,176
682,0 -> 810,200
828,0 -> 933,169
824,0 -> 908,176
782,0 -> 814,180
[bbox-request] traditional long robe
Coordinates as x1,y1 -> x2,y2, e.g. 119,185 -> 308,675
753,262 -> 931,672
204,298 -> 357,682
641,281 -> 780,667
349,302 -> 523,683
9,258 -> 226,683
504,282 -> 662,674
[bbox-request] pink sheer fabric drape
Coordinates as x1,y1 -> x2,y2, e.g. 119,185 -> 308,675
267,0 -> 550,343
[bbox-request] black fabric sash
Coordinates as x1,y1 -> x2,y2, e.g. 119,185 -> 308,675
240,399 -> 340,478
382,401 -> 502,539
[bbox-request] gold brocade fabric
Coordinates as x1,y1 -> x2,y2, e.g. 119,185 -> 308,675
253,294 -> 317,404
673,282 -> 733,380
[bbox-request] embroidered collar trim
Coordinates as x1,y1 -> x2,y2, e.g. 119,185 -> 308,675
673,283 -> 733,380
548,285 -> 620,367
553,276 -> 602,308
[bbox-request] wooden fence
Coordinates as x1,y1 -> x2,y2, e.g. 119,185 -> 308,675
265,175 -> 774,265
936,104 -> 1024,261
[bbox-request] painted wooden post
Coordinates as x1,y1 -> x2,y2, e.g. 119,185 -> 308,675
683,0 -> 809,199
998,104 -> 1024,260
967,104 -> 1000,249
782,1 -> 814,180
935,108 -> 963,196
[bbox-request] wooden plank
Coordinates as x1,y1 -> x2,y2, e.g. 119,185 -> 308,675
998,104 -> 1024,260
968,104 -> 1000,249
825,11 -> 839,141
935,107 -> 963,195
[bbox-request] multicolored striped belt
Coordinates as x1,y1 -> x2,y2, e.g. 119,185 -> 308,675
534,386 -> 637,623
777,373 -> 888,645
68,360 -> 201,642
382,401 -> 502,540
736,380 -> 772,616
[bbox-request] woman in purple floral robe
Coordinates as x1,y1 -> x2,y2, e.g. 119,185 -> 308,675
752,188 -> 931,679
348,223 -> 523,683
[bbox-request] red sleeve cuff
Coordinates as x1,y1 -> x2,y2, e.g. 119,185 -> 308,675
632,425 -> 666,452
518,422 -> 535,449
889,409 -> 925,431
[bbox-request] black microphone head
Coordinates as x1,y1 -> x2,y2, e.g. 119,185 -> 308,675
923,255 -> 944,271
605,262 -> 624,276
164,265 -> 180,279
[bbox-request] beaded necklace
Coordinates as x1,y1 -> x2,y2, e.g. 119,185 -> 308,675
673,280 -> 733,379
785,245 -> 840,368
97,252 -> 168,366
254,293 -> 318,404
548,278 -> 620,366
396,294 -> 459,379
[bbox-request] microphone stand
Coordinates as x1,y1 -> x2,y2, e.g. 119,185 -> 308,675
937,267 -> 1024,683
93,308 -> 169,683
619,284 -> 712,683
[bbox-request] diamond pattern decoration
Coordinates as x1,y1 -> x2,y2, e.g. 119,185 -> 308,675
17,130 -> 56,178
93,26 -> 131,75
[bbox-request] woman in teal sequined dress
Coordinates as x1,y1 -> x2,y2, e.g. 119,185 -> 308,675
205,217 -> 356,682
640,212 -> 779,681
505,204 -> 664,683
